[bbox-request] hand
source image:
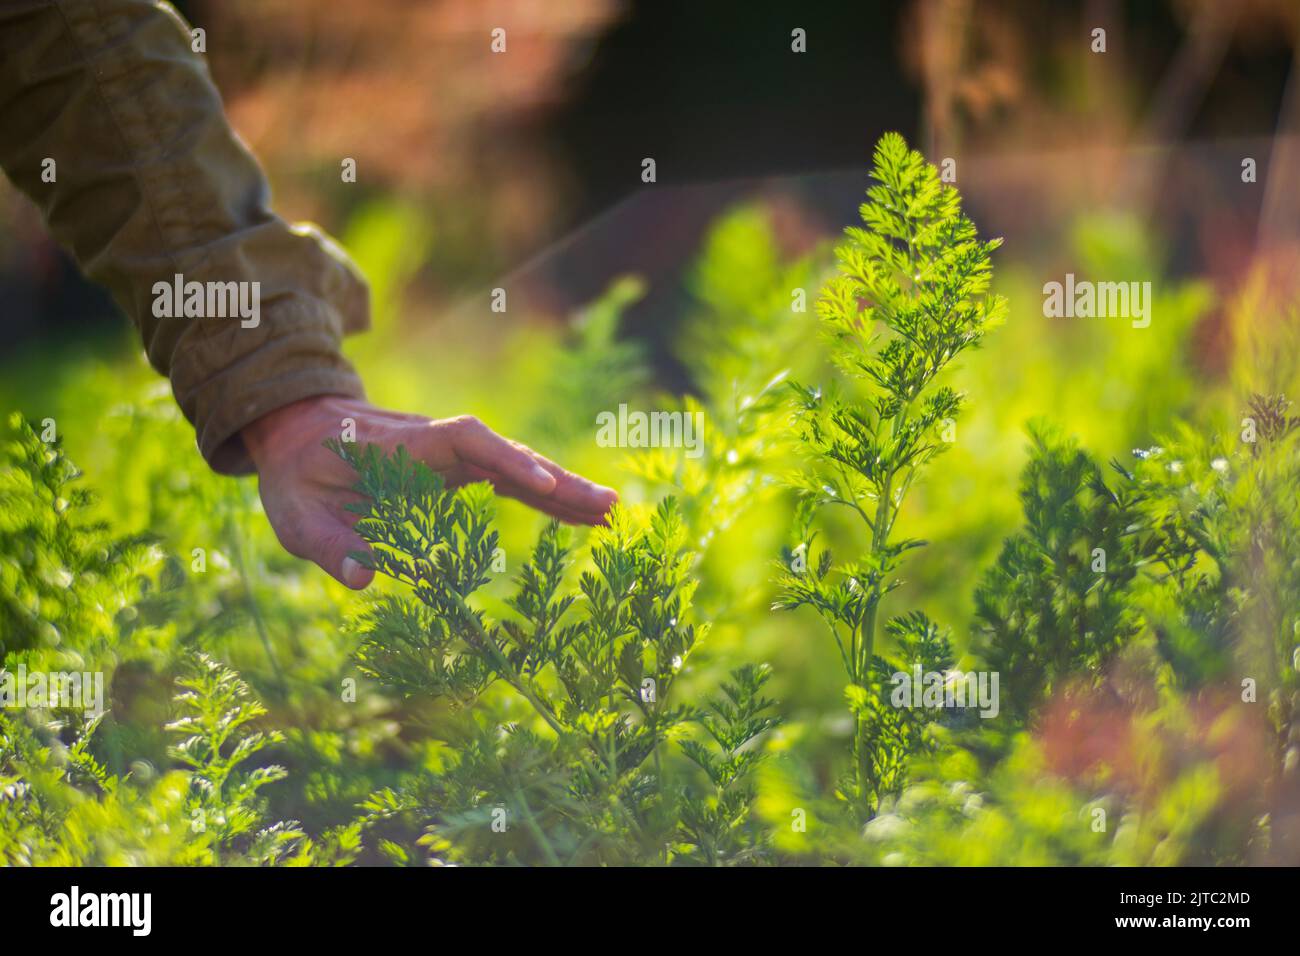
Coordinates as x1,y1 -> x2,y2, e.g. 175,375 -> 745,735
241,395 -> 618,589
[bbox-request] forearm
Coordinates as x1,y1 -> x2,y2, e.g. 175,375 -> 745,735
0,0 -> 369,473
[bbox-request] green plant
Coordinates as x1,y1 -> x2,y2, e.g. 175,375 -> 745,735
866,392 -> 1300,865
972,421 -> 1187,717
332,440 -> 778,864
0,415 -> 351,865
166,652 -> 307,864
677,662 -> 780,864
776,133 -> 1006,818
975,401 -> 1284,722
0,414 -> 157,661
1,651 -> 311,866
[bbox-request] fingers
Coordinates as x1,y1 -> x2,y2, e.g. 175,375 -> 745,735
489,477 -> 614,526
414,416 -> 618,516
452,460 -> 617,525
527,454 -> 619,516
297,512 -> 376,590
362,411 -> 620,525
436,416 -> 558,495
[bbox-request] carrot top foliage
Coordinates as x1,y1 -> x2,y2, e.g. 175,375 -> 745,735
331,439 -> 779,865
776,132 -> 1006,818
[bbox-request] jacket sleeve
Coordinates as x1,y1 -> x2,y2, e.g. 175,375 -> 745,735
0,0 -> 370,474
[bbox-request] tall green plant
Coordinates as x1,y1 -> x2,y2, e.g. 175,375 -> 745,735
776,133 -> 1006,818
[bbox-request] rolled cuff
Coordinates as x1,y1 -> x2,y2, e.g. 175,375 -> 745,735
171,296 -> 366,475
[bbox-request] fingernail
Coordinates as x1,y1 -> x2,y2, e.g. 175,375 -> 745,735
531,463 -> 557,489
341,557 -> 367,588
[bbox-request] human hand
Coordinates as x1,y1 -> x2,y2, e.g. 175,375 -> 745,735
241,395 -> 617,589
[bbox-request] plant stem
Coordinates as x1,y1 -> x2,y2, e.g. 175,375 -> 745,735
853,409 -> 903,816
513,788 -> 562,867
448,591 -> 567,737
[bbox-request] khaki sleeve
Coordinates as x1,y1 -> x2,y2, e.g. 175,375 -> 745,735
0,0 -> 370,474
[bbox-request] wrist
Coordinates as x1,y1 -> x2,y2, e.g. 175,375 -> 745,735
242,395 -> 335,468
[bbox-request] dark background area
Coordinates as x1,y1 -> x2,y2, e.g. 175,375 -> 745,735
550,1 -> 919,214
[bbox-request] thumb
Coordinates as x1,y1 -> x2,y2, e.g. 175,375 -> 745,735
303,515 -> 375,590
